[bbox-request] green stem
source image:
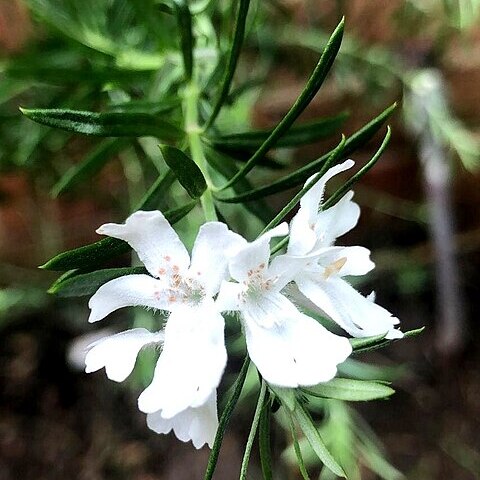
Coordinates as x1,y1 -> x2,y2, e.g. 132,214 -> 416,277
239,379 -> 267,480
184,82 -> 218,221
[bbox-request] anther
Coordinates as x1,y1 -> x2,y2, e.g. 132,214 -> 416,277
323,257 -> 347,279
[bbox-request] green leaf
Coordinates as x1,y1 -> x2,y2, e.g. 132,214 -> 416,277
288,411 -> 312,480
258,396 -> 273,480
323,126 -> 391,209
294,402 -> 346,478
41,201 -> 196,271
215,102 -> 397,202
41,237 -> 131,273
239,380 -> 267,480
210,112 -> 348,150
303,378 -> 395,402
260,135 -> 345,234
205,141 -> 285,170
107,98 -> 181,114
350,334 -> 387,351
338,358 -> 406,382
352,327 -> 425,355
173,0 -> 194,80
218,18 -> 345,190
204,358 -> 250,480
270,385 -> 296,412
20,108 -> 182,141
51,138 -> 128,197
137,169 -> 176,211
47,269 -> 80,292
160,145 -> 207,199
204,145 -> 274,223
49,266 -> 147,297
206,0 -> 251,128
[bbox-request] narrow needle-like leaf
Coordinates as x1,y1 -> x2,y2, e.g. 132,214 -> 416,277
260,135 -> 345,235
204,358 -> 250,480
239,379 -> 267,480
258,394 -> 273,480
214,102 -> 396,202
352,327 -> 425,355
268,127 -> 391,256
173,0 -> 194,80
218,18 -> 344,190
294,402 -> 346,478
206,0 -> 251,129
323,126 -> 391,209
288,412 -> 311,480
51,138 -> 128,197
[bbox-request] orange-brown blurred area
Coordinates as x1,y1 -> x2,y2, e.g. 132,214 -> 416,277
1,1 -> 480,479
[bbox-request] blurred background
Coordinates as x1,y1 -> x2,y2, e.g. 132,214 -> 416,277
0,0 -> 479,478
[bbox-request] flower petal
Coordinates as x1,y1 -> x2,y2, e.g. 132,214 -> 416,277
268,253 -> 310,291
289,160 -> 355,255
242,293 -> 352,387
297,276 -> 402,339
85,328 -> 163,382
138,305 -> 227,417
189,222 -> 246,296
312,246 -> 375,277
228,223 -> 288,283
97,210 -> 190,278
216,281 -> 243,312
312,191 -> 360,248
88,274 -> 169,323
146,391 -> 218,449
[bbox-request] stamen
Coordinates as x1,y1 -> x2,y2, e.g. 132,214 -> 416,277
323,257 -> 347,279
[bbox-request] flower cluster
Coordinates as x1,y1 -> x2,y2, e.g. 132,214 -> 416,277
84,161 -> 401,449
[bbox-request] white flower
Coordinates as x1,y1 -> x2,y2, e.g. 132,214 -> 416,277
217,223 -> 352,388
286,161 -> 402,339
147,391 -> 218,449
85,327 -> 217,448
87,210 -> 244,420
85,327 -> 164,382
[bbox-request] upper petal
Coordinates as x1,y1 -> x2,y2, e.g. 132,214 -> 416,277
289,160 -> 355,255
312,191 -> 360,249
229,223 -> 288,283
242,293 -> 352,387
97,210 -> 190,278
85,328 -> 163,382
138,304 -> 227,417
297,276 -> 402,339
189,222 -> 246,297
88,274 -> 169,323
146,391 -> 218,449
